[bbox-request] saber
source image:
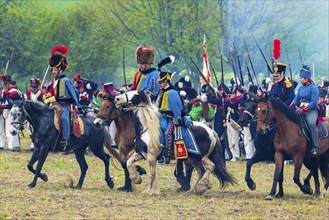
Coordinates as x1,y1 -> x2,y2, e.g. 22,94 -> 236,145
123,47 -> 127,87
41,65 -> 50,87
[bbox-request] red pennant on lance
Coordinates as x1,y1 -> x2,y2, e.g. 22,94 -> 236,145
174,140 -> 188,159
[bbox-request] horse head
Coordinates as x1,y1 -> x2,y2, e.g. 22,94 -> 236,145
9,100 -> 26,135
115,90 -> 150,111
238,96 -> 258,127
256,94 -> 276,135
94,93 -> 118,128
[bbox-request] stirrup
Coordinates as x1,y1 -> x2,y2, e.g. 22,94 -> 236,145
59,139 -> 68,147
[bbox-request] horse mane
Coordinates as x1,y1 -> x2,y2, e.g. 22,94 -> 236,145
23,100 -> 52,114
137,90 -> 160,149
269,97 -> 301,125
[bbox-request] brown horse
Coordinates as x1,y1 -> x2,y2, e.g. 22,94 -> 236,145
256,96 -> 329,199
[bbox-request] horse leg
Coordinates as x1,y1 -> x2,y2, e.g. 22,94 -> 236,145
245,153 -> 263,191
27,147 -> 48,182
195,157 -> 215,195
74,146 -> 88,189
176,160 -> 193,192
118,159 -> 133,192
265,152 -> 284,200
27,147 -> 49,188
293,157 -> 313,195
188,159 -> 205,194
276,164 -> 284,198
90,144 -> 114,189
310,157 -> 321,197
127,152 -> 144,184
142,153 -> 160,195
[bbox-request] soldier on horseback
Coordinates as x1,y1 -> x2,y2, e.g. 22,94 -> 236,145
290,65 -> 319,155
43,46 -> 84,147
130,46 -> 159,102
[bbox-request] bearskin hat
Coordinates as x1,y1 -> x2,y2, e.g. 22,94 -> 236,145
248,85 -> 258,95
48,45 -> 69,71
2,75 -> 12,84
323,80 -> 329,88
318,88 -> 328,98
185,87 -> 198,100
136,46 -> 155,64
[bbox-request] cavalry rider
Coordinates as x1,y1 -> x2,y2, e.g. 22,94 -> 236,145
157,70 -> 199,164
290,65 -> 319,155
0,75 -> 21,151
269,39 -> 295,105
27,77 -> 45,102
130,46 -> 159,101
43,46 -> 84,147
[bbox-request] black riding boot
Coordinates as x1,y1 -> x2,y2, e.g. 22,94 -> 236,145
158,147 -> 170,164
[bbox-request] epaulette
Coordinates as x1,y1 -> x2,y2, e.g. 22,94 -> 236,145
193,101 -> 201,107
285,80 -> 292,88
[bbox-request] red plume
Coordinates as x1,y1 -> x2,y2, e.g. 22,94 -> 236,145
101,82 -> 105,86
51,45 -> 69,55
273,39 -> 281,60
76,73 -> 81,79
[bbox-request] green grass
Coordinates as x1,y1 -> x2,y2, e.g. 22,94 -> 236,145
0,135 -> 328,219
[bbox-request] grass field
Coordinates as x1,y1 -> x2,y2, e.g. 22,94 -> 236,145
0,135 -> 328,219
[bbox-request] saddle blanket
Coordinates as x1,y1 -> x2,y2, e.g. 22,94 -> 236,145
302,122 -> 328,141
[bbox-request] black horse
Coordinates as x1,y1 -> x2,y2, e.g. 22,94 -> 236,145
9,100 -> 114,189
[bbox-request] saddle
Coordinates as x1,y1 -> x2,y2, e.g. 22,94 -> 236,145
300,115 -> 328,142
50,103 -> 84,137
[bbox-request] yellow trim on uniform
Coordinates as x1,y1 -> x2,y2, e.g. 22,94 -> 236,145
159,90 -> 171,110
136,74 -> 146,90
284,80 -> 292,88
300,67 -> 311,72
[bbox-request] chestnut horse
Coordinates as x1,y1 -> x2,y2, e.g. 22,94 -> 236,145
256,96 -> 329,199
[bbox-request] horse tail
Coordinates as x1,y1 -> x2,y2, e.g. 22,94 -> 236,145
209,134 -> 238,188
319,152 -> 329,189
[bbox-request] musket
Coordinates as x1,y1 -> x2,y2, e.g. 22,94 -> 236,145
41,65 -> 50,87
298,48 -> 304,65
233,43 -> 244,86
190,57 -> 215,92
231,57 -> 239,87
286,50 -> 293,81
4,50 -> 14,76
244,38 -> 259,86
252,35 -> 273,75
210,63 -> 219,87
122,47 -> 127,87
220,54 -> 224,85
245,61 -> 254,85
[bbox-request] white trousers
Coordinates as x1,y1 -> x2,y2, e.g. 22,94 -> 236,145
227,121 -> 240,159
2,109 -> 20,150
0,114 -> 5,148
243,127 -> 255,159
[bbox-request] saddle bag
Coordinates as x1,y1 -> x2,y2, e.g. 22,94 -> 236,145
174,125 -> 188,159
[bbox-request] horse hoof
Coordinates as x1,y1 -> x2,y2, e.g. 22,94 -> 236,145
308,188 -> 313,195
27,183 -> 35,189
247,181 -> 256,191
142,189 -> 160,195
118,186 -> 133,192
74,185 -> 82,189
107,181 -> 114,189
41,174 -> 48,182
265,195 -> 273,200
176,186 -> 191,192
275,193 -> 284,198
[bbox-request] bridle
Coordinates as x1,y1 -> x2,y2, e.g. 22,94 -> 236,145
256,101 -> 277,133
96,97 -> 117,126
10,104 -> 28,131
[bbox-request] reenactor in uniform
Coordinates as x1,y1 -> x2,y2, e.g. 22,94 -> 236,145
131,46 -> 159,101
0,75 -> 21,151
225,87 -> 242,162
0,73 -> 5,150
290,65 -> 319,155
318,87 -> 327,118
268,61 -> 295,105
27,77 -> 45,102
43,46 -> 83,147
157,70 -> 198,164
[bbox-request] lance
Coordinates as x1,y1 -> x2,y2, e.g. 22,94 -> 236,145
244,38 -> 259,86
4,50 -> 15,76
298,48 -> 305,65
286,50 -> 293,81
220,54 -> 224,85
190,57 -> 215,92
122,47 -> 127,87
210,63 -> 219,87
245,61 -> 254,85
41,65 -> 50,87
252,35 -> 273,75
231,57 -> 239,88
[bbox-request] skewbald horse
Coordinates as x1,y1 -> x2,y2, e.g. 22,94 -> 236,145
256,96 -> 329,199
114,90 -> 237,195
